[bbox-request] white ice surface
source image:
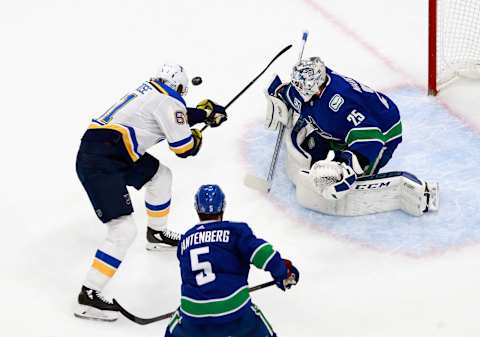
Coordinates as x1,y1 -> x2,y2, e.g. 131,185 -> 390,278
1,1 -> 480,337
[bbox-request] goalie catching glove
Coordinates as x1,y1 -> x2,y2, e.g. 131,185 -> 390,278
196,99 -> 227,127
309,150 -> 364,200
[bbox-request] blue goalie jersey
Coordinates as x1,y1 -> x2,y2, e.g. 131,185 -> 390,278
176,220 -> 287,324
281,67 -> 402,175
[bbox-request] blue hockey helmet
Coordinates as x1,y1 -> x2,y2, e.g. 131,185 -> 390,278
194,184 -> 226,214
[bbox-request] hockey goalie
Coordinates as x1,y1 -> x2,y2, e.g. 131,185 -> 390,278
263,56 -> 439,217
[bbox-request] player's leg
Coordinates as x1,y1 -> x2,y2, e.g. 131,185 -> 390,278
241,304 -> 277,337
217,304 -> 277,337
75,154 -> 137,321
126,153 -> 180,250
296,170 -> 438,216
364,139 -> 401,176
164,311 -> 204,337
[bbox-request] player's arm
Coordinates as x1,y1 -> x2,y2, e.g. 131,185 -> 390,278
236,223 -> 299,291
155,104 -> 202,158
186,99 -> 227,127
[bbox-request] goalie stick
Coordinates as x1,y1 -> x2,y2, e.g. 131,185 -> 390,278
113,280 -> 276,325
245,31 -> 309,193
200,44 -> 292,132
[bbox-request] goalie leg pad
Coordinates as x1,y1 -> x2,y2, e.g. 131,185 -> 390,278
285,125 -> 312,186
296,171 -> 439,216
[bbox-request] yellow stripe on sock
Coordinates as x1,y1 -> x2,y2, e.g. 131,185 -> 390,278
147,208 -> 170,218
92,259 -> 116,277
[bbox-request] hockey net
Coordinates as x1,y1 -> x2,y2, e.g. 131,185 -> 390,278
429,0 -> 480,95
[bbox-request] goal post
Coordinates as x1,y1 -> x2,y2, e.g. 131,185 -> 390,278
428,0 -> 480,95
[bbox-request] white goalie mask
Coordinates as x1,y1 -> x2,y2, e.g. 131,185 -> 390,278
153,63 -> 189,96
291,57 -> 327,101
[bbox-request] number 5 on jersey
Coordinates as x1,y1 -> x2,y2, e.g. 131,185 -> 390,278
190,247 -> 216,286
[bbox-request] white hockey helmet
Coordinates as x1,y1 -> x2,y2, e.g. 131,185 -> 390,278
153,63 -> 189,96
291,57 -> 327,101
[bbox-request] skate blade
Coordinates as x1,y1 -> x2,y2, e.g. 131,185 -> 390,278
74,304 -> 119,322
145,242 -> 177,251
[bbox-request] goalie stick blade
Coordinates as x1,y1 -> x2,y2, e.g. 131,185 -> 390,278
112,299 -> 174,325
244,174 -> 271,193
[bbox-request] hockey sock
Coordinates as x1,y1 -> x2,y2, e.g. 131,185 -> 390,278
83,214 -> 137,291
144,163 -> 172,230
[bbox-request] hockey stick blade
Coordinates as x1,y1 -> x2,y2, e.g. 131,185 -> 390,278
114,280 -> 276,325
112,299 -> 175,325
244,174 -> 272,193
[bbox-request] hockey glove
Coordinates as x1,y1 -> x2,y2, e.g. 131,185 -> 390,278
265,74 -> 292,130
196,99 -> 227,128
275,259 -> 299,291
190,128 -> 203,156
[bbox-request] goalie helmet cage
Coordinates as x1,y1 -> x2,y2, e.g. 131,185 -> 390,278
428,0 -> 480,95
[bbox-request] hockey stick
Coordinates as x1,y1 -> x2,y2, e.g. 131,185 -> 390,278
200,44 -> 292,132
113,280 -> 276,325
244,31 -> 309,193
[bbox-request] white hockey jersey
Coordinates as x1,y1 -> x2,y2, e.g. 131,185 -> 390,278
88,80 -> 194,161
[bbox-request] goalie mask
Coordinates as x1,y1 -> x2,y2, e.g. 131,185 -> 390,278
291,57 -> 326,101
153,63 -> 189,96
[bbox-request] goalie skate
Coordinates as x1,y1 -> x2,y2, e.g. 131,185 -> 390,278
424,182 -> 439,213
74,286 -> 119,322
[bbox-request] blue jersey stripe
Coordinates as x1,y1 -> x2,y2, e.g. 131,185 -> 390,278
169,135 -> 193,148
121,124 -> 142,158
151,79 -> 186,106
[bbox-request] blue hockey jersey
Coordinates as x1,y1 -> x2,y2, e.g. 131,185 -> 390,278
280,67 -> 402,175
176,220 -> 287,324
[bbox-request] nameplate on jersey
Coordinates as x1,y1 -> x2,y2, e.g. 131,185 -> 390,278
329,94 -> 344,112
181,229 -> 230,255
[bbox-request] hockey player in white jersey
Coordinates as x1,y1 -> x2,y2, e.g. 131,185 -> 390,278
74,64 -> 227,321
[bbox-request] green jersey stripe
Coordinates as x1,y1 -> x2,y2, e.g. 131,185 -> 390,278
251,243 -> 275,269
180,286 -> 250,317
345,122 -> 402,146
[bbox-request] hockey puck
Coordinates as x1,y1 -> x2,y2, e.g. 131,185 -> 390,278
192,76 -> 203,86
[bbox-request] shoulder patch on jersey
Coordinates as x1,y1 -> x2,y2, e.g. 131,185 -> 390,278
293,97 -> 302,112
329,94 -> 344,112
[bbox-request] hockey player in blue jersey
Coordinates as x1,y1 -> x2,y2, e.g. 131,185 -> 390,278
263,57 -> 438,216
165,184 -> 299,337
266,57 -> 402,198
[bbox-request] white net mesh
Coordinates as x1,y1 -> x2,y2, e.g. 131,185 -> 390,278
437,0 -> 480,86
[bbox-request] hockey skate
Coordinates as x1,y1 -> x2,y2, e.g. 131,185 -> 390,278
74,286 -> 119,322
146,227 -> 181,251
